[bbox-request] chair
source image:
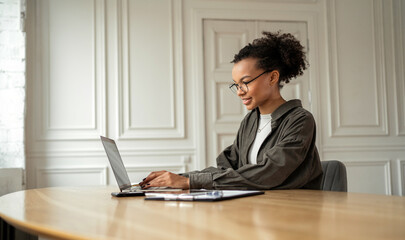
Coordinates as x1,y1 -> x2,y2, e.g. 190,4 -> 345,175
321,160 -> 348,192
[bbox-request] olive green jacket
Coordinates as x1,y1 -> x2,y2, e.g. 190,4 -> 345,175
184,99 -> 323,190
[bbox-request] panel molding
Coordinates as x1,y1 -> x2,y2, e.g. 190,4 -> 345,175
216,132 -> 236,157
117,0 -> 185,139
36,166 -> 108,187
35,0 -> 106,140
200,0 -> 317,3
393,0 -> 405,136
344,160 -> 392,195
323,145 -> 405,153
26,148 -> 196,158
327,0 -> 388,137
398,159 -> 405,196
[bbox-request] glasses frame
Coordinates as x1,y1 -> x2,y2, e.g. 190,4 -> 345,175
229,70 -> 270,94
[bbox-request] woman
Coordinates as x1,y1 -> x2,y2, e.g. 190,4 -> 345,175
141,31 -> 323,190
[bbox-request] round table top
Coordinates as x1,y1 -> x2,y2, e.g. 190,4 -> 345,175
1,186 -> 405,240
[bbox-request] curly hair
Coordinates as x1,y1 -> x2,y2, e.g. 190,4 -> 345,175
231,31 -> 308,87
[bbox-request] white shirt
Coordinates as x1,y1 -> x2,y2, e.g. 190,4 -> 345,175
248,113 -> 272,164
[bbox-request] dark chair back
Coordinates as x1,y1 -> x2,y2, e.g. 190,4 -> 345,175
321,160 -> 348,192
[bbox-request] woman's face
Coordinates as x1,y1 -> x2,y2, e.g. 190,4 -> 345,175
231,58 -> 279,113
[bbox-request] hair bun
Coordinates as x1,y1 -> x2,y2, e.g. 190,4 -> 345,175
232,31 -> 308,86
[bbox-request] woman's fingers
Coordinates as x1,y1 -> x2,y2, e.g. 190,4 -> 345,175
141,172 -> 167,188
142,172 -> 190,189
141,171 -> 167,184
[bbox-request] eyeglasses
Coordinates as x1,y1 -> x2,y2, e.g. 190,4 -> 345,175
229,71 -> 269,94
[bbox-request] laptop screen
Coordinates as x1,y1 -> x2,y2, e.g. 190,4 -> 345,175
100,136 -> 132,191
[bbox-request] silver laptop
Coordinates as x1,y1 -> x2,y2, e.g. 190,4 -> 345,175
100,136 -> 146,196
100,136 -> 180,197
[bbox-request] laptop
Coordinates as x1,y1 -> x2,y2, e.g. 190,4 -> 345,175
100,136 -> 180,197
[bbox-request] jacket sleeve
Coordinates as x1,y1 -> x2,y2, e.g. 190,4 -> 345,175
189,112 -> 316,190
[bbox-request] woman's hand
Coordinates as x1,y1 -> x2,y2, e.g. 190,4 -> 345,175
140,171 -> 190,189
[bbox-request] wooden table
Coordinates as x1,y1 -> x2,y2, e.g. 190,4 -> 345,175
0,186 -> 404,240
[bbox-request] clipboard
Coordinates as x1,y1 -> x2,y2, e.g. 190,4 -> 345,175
144,190 -> 264,201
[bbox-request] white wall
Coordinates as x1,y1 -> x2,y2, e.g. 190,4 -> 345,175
25,0 -> 405,195
320,0 -> 405,195
25,0 -> 191,189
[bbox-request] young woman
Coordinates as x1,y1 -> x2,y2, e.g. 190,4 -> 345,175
140,31 -> 323,190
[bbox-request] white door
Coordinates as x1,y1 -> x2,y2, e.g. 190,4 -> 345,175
203,20 -> 310,167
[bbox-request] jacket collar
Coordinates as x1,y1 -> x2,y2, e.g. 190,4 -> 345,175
272,99 -> 302,121
254,99 -> 302,129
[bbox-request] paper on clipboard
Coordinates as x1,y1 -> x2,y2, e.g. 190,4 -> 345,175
144,190 -> 264,201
